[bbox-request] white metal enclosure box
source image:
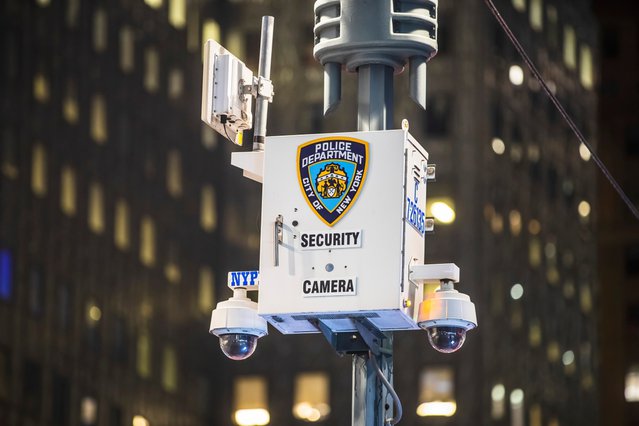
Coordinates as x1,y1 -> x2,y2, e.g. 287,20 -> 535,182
258,129 -> 430,334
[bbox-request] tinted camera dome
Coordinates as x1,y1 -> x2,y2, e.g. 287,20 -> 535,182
426,326 -> 467,353
219,333 -> 259,360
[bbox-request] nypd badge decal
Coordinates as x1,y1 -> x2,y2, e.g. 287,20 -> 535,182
298,137 -> 369,226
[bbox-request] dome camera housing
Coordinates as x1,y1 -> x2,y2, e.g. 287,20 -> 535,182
417,284 -> 477,354
210,289 -> 268,360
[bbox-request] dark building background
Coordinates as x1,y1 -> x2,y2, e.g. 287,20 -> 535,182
0,0 -> 633,425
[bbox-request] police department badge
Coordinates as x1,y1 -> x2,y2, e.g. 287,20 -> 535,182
297,137 -> 369,226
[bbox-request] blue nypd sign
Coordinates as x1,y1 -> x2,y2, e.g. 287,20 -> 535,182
297,137 -> 369,226
406,177 -> 426,235
227,270 -> 260,288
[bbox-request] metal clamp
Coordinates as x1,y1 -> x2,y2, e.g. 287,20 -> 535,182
274,215 -> 283,266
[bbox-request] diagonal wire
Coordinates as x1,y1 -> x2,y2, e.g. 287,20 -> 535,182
484,0 -> 639,220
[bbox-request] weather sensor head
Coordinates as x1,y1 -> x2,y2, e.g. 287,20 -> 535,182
210,287 -> 268,361
417,282 -> 477,353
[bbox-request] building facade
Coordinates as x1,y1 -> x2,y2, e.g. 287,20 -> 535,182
0,0 -> 599,425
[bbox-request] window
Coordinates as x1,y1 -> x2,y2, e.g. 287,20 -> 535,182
66,0 -> 80,27
0,250 -> 13,301
0,346 -> 10,399
169,0 -> 186,29
166,150 -> 183,197
186,1 -> 200,52
29,268 -> 45,317
626,124 -> 639,156
63,80 -> 79,124
529,0 -> 542,31
293,372 -> 330,422
626,244 -> 639,277
88,182 -> 105,234
563,25 -> 577,70
491,384 -> 505,420
60,166 -> 77,216
580,45 -> 594,89
512,0 -> 525,12
1,128 -> 18,179
144,48 -> 160,93
168,69 -> 184,99
626,365 -> 639,402
80,396 -> 98,425
31,143 -> 47,196
93,8 -> 108,52
202,19 -> 220,58
529,403 -> 542,426
162,346 -> 178,392
234,376 -> 270,426
90,94 -> 108,144
198,266 -> 215,314
510,389 -> 524,426
52,374 -> 71,425
132,415 -> 150,426
416,367 -> 456,417
136,330 -> 152,378
140,216 -> 156,266
57,284 -> 72,331
424,94 -> 452,138
119,26 -> 135,73
111,316 -> 128,363
33,72 -> 50,103
546,5 -> 559,48
528,319 -> 542,347
201,125 -> 218,150
200,185 -> 217,232
145,0 -> 163,9
164,245 -> 181,284
114,199 -> 130,250
23,360 -> 43,420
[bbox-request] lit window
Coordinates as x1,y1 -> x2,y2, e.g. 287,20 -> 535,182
60,166 -> 77,216
63,81 -> 79,124
529,239 -> 541,267
509,65 -> 524,86
80,396 -> 98,425
137,330 -> 152,378
509,210 -> 522,236
529,0 -> 542,31
166,150 -> 183,197
202,19 -> 221,59
491,137 -> 506,155
33,72 -> 50,103
86,302 -> 102,324
234,376 -> 270,426
528,219 -> 541,235
547,341 -> 560,363
579,143 -> 591,161
510,389 -> 524,426
169,0 -> 186,29
578,200 -> 591,218
88,182 -> 105,234
168,69 -> 184,99
31,143 -> 47,196
490,213 -> 504,234
144,48 -> 160,93
186,2 -> 200,52
145,0 -> 163,9
512,0 -> 525,12
0,250 -> 13,301
426,198 -> 455,225
162,346 -> 178,392
93,8 -> 108,52
90,94 -> 108,144
293,372 -> 331,422
529,404 -> 542,426
528,319 -> 542,347
132,415 -> 150,426
562,350 -> 575,374
198,266 -> 215,315
1,130 -> 18,180
227,30 -> 246,60
580,284 -> 592,314
563,26 -> 577,70
164,245 -> 181,284
625,365 -> 639,402
119,26 -> 135,73
36,0 -> 50,7
140,216 -> 156,267
201,185 -> 218,232
580,44 -> 594,89
114,199 -> 130,250
491,384 -> 505,420
202,125 -> 218,150
66,0 -> 80,27
416,367 -> 456,417
510,283 -> 524,300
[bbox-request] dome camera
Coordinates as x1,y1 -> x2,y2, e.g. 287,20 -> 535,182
417,282 -> 477,354
210,289 -> 268,360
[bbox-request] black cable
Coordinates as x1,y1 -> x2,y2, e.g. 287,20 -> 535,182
484,0 -> 639,220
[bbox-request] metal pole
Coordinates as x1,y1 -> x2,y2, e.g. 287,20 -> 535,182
353,62 -> 395,426
253,16 -> 274,151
